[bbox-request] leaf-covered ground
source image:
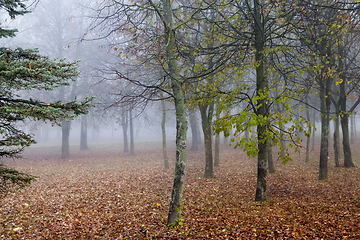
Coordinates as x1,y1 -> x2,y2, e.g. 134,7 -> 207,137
1,140 -> 359,239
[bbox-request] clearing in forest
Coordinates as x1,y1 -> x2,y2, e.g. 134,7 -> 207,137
0,141 -> 359,239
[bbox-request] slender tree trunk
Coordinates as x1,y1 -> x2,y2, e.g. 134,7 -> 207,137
129,107 -> 135,156
341,114 -> 354,167
350,115 -> 356,144
122,107 -> 129,153
338,44 -> 355,168
189,108 -> 198,151
61,119 -> 71,159
267,141 -> 275,173
254,0 -> 267,202
80,114 -> 89,150
312,108 -> 316,151
305,96 -> 311,163
333,103 -> 340,167
160,0 -> 188,227
60,82 -> 76,159
161,98 -> 169,169
214,103 -> 220,167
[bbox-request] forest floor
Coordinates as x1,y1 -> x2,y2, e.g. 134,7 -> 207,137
0,140 -> 360,239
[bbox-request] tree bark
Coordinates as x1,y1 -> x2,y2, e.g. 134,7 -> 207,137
80,114 -> 89,150
254,0 -> 268,202
318,69 -> 332,180
199,104 -> 214,178
160,0 -> 188,227
161,98 -> 169,169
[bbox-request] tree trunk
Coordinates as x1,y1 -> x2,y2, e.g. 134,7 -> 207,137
214,102 -> 220,167
161,98 -> 169,169
305,96 -> 311,163
254,0 -> 267,202
199,104 -> 214,178
121,107 -> 129,153
161,0 -> 188,227
61,119 -> 71,159
350,113 -> 355,144
319,75 -> 331,180
341,114 -> 354,167
129,107 -> 135,156
338,44 -> 355,168
80,114 -> 89,150
189,108 -> 198,151
333,103 -> 340,167
311,108 -> 316,151
267,141 -> 275,174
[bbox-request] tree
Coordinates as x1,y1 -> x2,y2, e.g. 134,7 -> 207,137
0,1 -> 92,197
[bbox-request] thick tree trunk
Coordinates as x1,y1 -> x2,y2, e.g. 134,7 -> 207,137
189,108 -> 199,151
121,107 -> 129,153
161,0 -> 188,227
254,0 -> 267,202
80,114 -> 89,150
129,107 -> 135,156
161,98 -> 169,169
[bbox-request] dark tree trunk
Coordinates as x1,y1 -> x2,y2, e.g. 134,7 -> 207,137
338,44 -> 355,168
121,107 -> 129,153
80,114 -> 89,150
129,107 -> 135,156
319,75 -> 332,180
161,98 -> 169,169
341,114 -> 354,167
254,0 -> 267,202
199,104 -> 214,178
189,108 -> 199,151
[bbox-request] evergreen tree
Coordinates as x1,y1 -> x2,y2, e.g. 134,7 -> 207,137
0,1 -> 92,198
